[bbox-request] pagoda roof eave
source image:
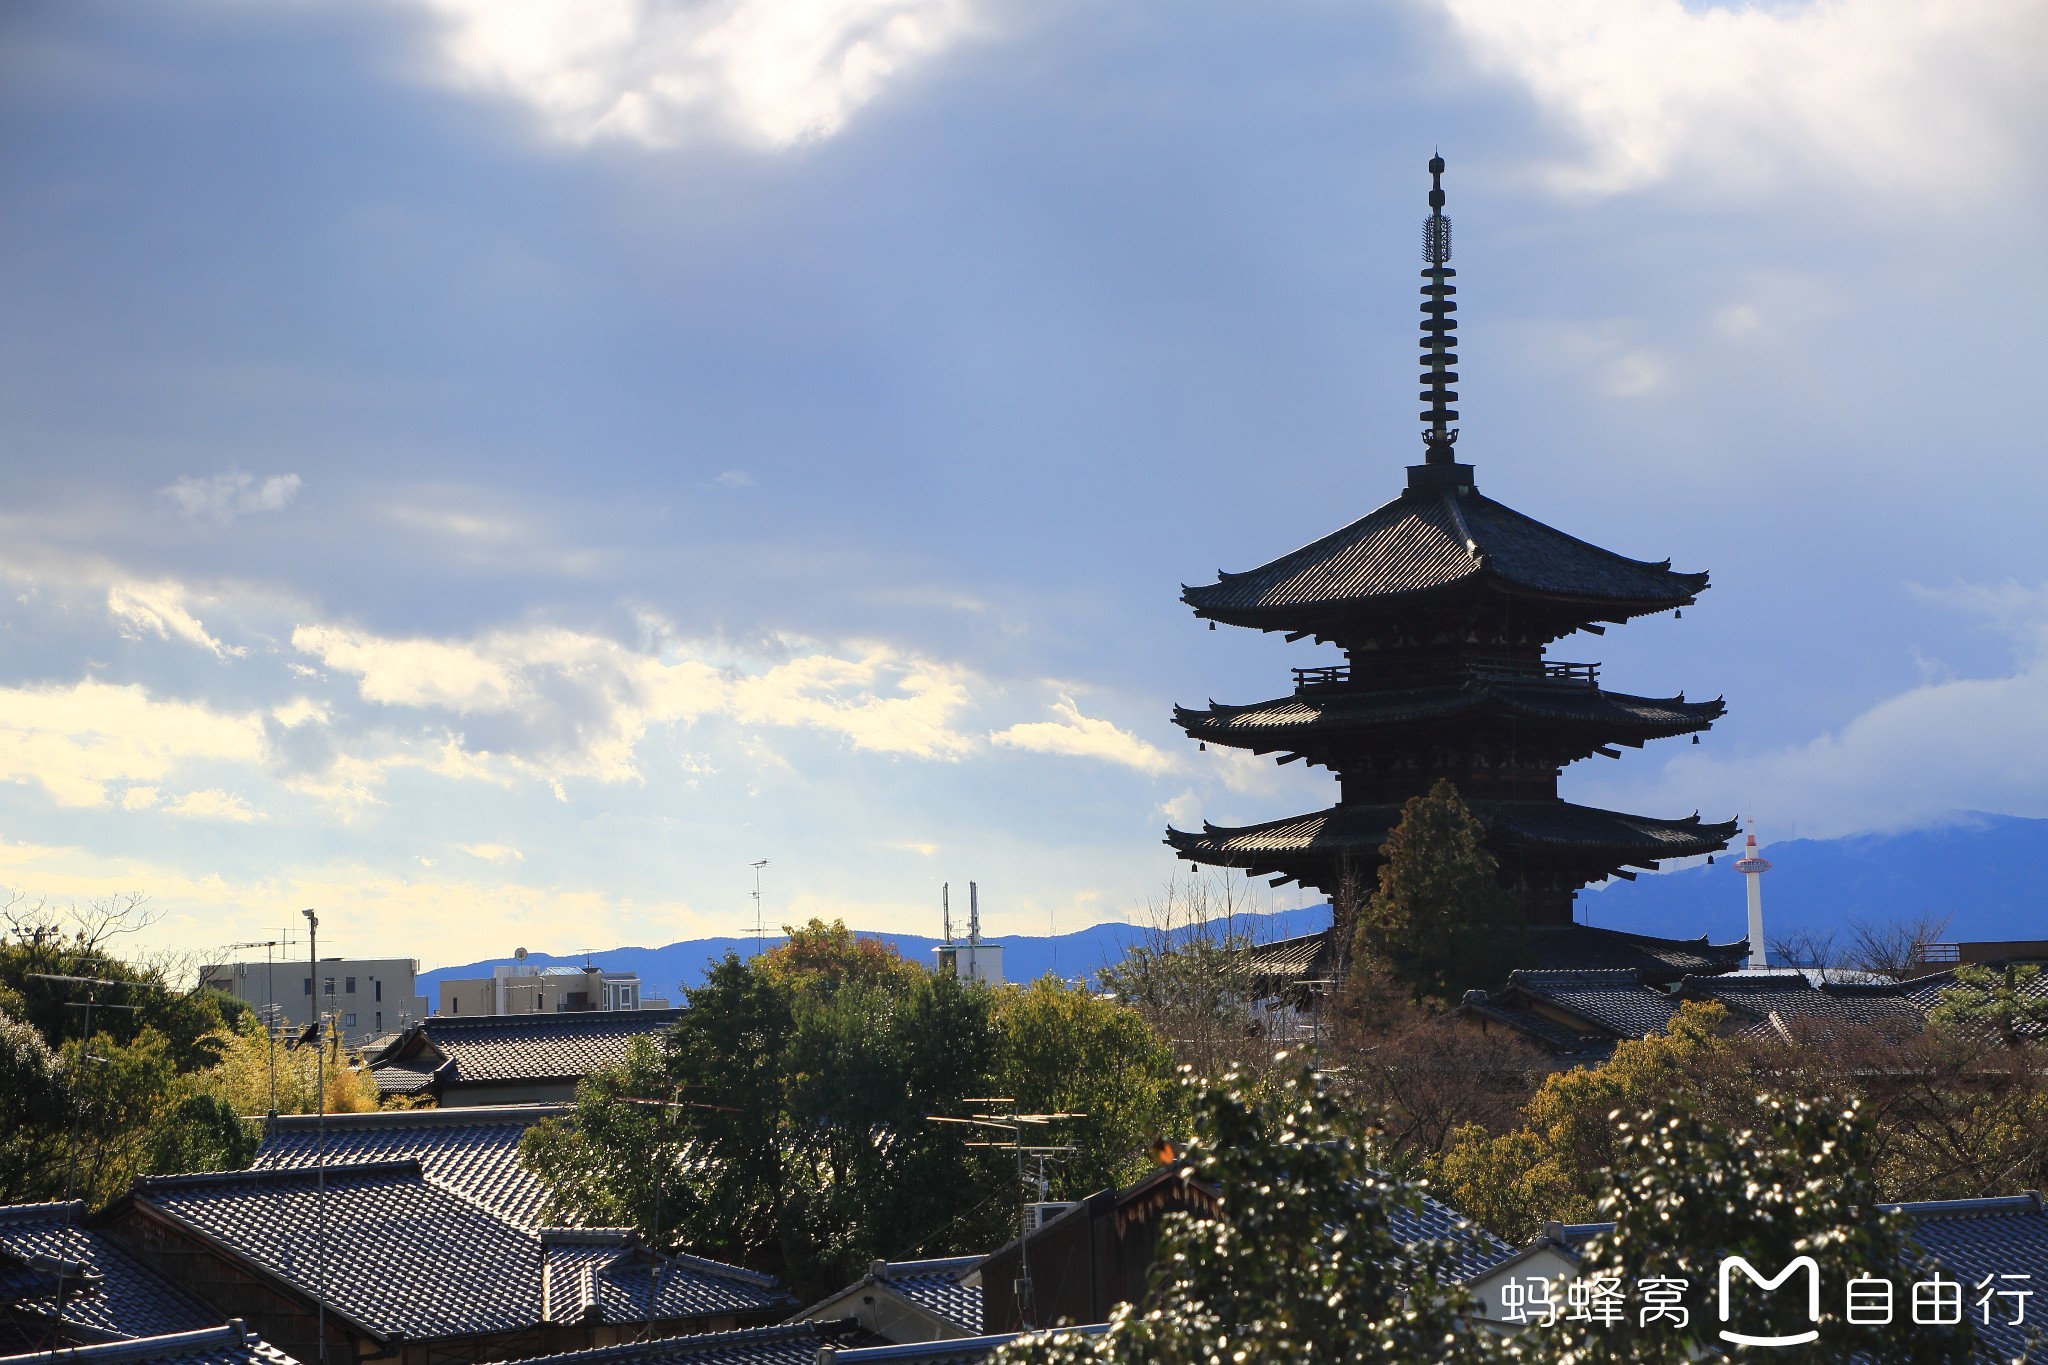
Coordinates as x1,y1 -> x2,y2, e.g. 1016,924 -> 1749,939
1164,800 -> 1737,864
1181,488 -> 1707,629
1174,684 -> 1723,745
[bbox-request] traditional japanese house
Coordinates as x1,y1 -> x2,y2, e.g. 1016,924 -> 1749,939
1168,156 -> 1737,930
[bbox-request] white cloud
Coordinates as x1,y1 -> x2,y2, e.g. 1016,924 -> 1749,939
0,681 -> 267,808
1435,0 -> 2048,197
293,620 -> 980,781
161,471 -> 302,522
121,786 -> 160,811
1578,581 -> 2048,838
458,842 -> 524,863
712,469 -> 756,490
165,789 -> 262,823
399,0 -> 981,149
991,696 -> 1178,775
108,580 -> 240,658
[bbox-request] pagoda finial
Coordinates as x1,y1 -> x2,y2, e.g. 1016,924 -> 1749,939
1420,154 -> 1459,465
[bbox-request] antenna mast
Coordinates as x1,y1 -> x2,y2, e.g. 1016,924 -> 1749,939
749,861 -> 769,958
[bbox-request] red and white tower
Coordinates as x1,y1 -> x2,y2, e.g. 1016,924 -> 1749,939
1733,822 -> 1773,970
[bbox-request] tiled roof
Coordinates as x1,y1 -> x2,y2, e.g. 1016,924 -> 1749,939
371,1010 -> 684,1090
1390,1187 -> 1516,1282
482,1323 -> 843,1365
0,1323 -> 300,1365
1168,800 -> 1734,862
128,1161 -> 787,1346
254,1105 -> 567,1229
875,1258 -> 983,1335
367,1064 -> 435,1096
1885,1193 -> 2048,1365
1900,966 -> 2048,1040
1241,930 -> 1341,991
834,1326 -> 1109,1363
131,1162 -> 536,1343
538,1231 -> 788,1325
1678,975 -> 1924,1041
1504,969 -> 1678,1039
1516,926 -> 1747,982
1176,684 -> 1720,745
0,1202 -> 217,1343
1459,992 -> 1617,1058
1181,490 -> 1706,627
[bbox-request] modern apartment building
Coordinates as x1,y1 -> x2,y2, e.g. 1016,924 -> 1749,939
198,956 -> 431,1045
437,962 -> 656,1016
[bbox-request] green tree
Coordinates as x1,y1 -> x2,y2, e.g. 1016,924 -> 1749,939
1548,1095 -> 1970,1365
1349,780 -> 1518,1006
1928,962 -> 2048,1046
991,1065 -> 1499,1365
524,934 -> 1193,1301
525,939 -> 1015,1300
993,977 -> 1180,1200
1434,1003 -> 1740,1241
190,1013 -> 381,1117
143,1093 -> 259,1175
0,1007 -> 68,1202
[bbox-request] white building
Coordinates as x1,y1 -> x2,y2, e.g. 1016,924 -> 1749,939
199,956 -> 430,1045
438,957 -> 655,1016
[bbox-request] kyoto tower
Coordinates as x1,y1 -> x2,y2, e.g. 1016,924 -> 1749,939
1734,823 -> 1773,970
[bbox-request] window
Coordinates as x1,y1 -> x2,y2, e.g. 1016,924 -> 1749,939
343,1013 -> 357,1028
345,976 -> 356,994
303,977 -> 312,996
323,977 -> 335,997
374,980 -> 382,1002
451,995 -> 459,1014
375,1011 -> 383,1029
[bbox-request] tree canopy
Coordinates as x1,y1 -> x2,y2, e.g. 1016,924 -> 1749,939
1348,780 -> 1518,1006
522,922 -> 1178,1301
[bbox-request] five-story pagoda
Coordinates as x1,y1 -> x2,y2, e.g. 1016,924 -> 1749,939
1166,157 -> 1737,926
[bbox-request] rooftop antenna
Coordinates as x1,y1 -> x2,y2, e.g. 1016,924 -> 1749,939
968,882 -> 980,983
302,907 -> 328,1365
749,861 -> 769,958
27,971 -> 148,1351
942,883 -> 952,945
926,1101 -> 1085,1331
1734,821 -> 1773,971
227,939 -> 284,1115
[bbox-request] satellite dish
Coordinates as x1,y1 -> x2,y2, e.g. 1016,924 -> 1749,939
514,947 -> 528,961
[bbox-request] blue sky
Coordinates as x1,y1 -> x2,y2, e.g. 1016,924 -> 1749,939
1,0 -> 2044,967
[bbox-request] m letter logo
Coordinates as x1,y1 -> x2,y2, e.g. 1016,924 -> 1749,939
1719,1255 -> 1822,1347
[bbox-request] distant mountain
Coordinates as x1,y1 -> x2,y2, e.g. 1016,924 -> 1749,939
418,905 -> 1334,1012
1584,812 -> 2048,948
420,816 -> 2048,1011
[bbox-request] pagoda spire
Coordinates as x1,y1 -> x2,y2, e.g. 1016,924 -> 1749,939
1420,153 -> 1459,463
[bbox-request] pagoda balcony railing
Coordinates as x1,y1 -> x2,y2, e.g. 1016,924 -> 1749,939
1291,660 -> 1601,691
1290,665 -> 1354,690
1472,661 -> 1600,689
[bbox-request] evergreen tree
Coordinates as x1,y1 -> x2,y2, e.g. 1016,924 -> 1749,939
1349,779 -> 1517,1007
1547,1094 -> 1971,1365
989,1065 -> 1500,1365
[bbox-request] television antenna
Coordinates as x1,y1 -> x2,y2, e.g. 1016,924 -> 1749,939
748,861 -> 769,957
927,1099 -> 1085,1330
27,971 -> 154,1348
227,939 -> 285,1114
